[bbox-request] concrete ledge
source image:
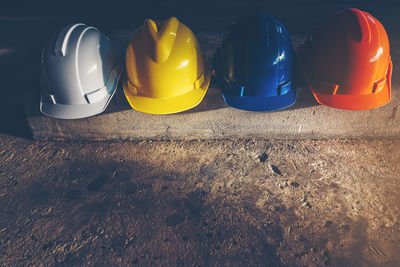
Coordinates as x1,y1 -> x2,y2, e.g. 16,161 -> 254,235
24,8 -> 400,140
25,59 -> 400,140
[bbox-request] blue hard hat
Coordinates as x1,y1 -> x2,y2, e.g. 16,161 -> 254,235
214,13 -> 295,111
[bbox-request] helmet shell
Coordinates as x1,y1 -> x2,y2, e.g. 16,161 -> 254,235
123,17 -> 211,114
214,13 -> 295,111
301,8 -> 392,110
40,23 -> 121,119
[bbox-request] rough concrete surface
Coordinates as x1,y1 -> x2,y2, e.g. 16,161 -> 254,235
20,2 -> 400,140
1,134 -> 400,266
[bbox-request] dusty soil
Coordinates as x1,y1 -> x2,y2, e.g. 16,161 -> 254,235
0,135 -> 399,266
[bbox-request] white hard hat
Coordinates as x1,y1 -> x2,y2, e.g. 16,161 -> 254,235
40,23 -> 121,119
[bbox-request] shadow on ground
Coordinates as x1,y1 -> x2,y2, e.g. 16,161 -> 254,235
2,137 -> 400,265
1,158 -> 284,265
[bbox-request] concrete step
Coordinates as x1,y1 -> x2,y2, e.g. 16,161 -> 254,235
23,5 -> 400,140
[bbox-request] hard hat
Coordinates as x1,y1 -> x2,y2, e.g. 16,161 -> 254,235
123,17 -> 211,114
213,13 -> 295,111
300,8 -> 392,110
40,23 -> 122,119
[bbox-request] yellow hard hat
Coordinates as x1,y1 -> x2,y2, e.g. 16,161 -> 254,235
123,17 -> 211,114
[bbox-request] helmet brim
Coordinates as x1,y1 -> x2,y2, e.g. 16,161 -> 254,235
40,93 -> 113,119
123,74 -> 211,115
221,89 -> 296,112
312,84 -> 391,110
307,59 -> 392,110
40,65 -> 121,119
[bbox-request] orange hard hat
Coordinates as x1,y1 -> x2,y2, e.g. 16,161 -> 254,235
301,8 -> 392,110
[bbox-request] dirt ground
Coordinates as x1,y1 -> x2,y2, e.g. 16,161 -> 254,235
0,134 -> 399,266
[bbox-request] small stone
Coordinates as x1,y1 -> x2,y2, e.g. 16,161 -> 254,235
125,236 -> 135,247
270,165 -> 282,176
290,181 -> 300,188
258,153 -> 269,162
